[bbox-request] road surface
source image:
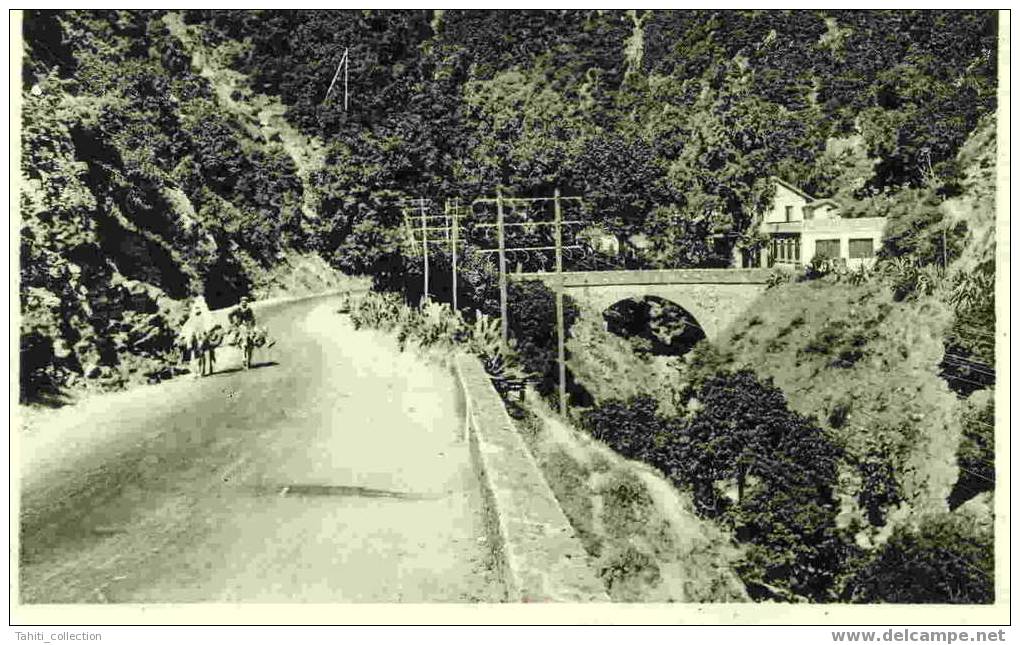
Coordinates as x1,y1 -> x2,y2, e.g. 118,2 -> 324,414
18,294 -> 501,603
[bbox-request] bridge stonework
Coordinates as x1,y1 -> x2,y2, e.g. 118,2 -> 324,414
510,269 -> 772,340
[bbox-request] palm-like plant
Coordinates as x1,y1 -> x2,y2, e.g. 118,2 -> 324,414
915,264 -> 948,297
846,264 -> 872,286
948,270 -> 994,313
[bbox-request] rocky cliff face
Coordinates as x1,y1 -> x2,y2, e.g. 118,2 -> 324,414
18,10 -> 341,404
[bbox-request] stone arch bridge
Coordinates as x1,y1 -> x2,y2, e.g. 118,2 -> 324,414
509,268 -> 773,340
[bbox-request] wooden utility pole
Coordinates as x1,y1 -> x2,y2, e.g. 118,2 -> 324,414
451,199 -> 459,312
942,222 -> 948,270
421,198 -> 429,302
324,48 -> 349,110
497,188 -> 508,343
554,187 -> 567,416
343,46 -> 349,112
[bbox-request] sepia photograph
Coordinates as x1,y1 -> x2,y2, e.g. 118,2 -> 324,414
10,6 -> 1008,627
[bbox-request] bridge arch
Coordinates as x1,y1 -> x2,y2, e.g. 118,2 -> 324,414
509,268 -> 772,342
575,285 -> 728,340
602,295 -> 707,356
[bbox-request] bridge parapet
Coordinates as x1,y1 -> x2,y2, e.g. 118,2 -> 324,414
509,268 -> 773,288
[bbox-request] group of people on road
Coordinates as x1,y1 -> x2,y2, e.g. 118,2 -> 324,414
177,296 -> 271,378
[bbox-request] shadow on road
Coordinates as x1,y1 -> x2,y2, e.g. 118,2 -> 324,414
253,483 -> 447,501
212,361 -> 280,376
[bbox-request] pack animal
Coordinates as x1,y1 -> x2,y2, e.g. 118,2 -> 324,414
177,301 -> 224,378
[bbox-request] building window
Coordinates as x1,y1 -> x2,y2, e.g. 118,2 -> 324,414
849,238 -> 874,259
770,235 -> 801,265
785,205 -> 793,222
815,239 -> 841,259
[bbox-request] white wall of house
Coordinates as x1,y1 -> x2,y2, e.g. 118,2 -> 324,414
801,217 -> 886,268
805,201 -> 840,220
763,183 -> 810,224
755,178 -> 886,270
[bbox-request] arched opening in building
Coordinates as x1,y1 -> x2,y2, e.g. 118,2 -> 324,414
602,296 -> 707,357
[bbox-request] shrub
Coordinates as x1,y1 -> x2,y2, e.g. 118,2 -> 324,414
803,253 -> 837,280
350,289 -> 527,388
349,290 -> 404,331
598,543 -> 662,598
842,511 -> 993,604
914,264 -> 948,297
580,396 -> 665,464
599,470 -> 655,539
846,263 -> 873,286
948,394 -> 994,509
940,262 -> 995,395
765,269 -> 791,290
856,447 -> 904,527
678,370 -> 846,600
878,189 -> 969,269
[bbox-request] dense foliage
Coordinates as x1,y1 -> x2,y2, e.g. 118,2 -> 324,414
948,394 -> 995,509
581,369 -> 847,600
842,508 -> 993,603
20,10 -> 328,400
182,9 -> 996,265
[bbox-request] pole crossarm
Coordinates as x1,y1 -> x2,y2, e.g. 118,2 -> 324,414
475,245 -> 583,254
472,196 -> 584,205
469,220 -> 586,229
414,239 -> 455,246
407,225 -> 453,233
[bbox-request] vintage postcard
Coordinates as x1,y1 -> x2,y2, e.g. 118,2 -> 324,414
9,7 -> 1010,630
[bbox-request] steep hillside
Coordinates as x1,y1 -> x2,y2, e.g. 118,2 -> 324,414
944,115 -> 997,272
18,11 -> 346,403
552,117 -> 998,602
20,10 -> 997,406
680,117 -> 997,550
691,281 -> 960,539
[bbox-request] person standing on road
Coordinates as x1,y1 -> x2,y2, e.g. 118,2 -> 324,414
179,298 -> 214,379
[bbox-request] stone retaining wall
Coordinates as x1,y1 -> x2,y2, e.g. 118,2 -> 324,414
453,354 -> 609,602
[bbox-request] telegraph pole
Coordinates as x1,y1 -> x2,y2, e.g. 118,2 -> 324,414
343,46 -> 349,112
421,198 -> 429,302
451,199 -> 459,312
324,48 -> 349,110
497,188 -> 508,343
554,187 -> 567,416
942,222 -> 948,270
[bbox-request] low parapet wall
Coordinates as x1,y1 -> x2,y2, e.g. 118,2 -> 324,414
453,354 -> 609,602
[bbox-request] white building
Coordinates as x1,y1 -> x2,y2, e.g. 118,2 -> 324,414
751,177 -> 887,270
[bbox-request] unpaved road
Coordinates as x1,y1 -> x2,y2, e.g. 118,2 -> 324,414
18,294 -> 501,603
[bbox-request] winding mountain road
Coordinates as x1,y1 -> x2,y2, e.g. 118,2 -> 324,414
18,294 -> 501,603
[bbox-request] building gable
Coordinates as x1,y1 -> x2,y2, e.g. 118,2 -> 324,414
764,179 -> 811,224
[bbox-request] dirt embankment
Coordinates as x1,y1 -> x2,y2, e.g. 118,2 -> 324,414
513,391 -> 749,602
